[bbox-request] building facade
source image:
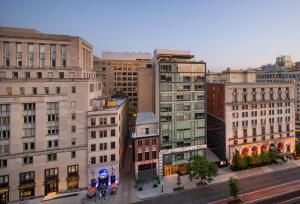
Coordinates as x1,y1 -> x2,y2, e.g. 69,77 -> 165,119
0,27 -> 101,203
132,112 -> 159,181
207,69 -> 296,162
87,96 -> 128,187
154,49 -> 206,176
94,52 -> 152,115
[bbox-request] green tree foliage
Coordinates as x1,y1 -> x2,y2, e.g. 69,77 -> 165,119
231,149 -> 242,171
228,177 -> 240,199
189,155 -> 218,184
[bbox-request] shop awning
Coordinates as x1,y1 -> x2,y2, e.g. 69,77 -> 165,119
172,160 -> 189,165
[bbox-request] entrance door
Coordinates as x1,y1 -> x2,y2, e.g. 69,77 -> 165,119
177,164 -> 188,175
164,164 -> 174,176
45,181 -> 58,195
0,191 -> 9,204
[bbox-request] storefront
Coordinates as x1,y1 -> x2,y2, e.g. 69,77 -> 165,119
67,165 -> 79,190
19,171 -> 35,200
160,145 -> 206,176
44,168 -> 58,195
0,175 -> 9,204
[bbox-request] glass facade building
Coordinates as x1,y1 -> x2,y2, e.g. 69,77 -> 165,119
154,50 -> 206,176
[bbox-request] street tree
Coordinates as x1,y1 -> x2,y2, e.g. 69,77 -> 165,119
189,155 -> 218,184
228,177 -> 240,199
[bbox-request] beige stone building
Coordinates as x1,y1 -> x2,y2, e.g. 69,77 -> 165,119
94,52 -> 152,115
207,69 -> 296,163
87,96 -> 128,187
0,27 -> 101,203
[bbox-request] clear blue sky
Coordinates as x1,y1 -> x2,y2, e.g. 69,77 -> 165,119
1,0 -> 300,71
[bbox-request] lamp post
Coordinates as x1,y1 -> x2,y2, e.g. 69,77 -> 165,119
161,175 -> 164,192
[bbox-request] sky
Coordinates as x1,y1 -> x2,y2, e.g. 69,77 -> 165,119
1,0 -> 300,71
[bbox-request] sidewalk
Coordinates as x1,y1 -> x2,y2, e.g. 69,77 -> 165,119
135,159 -> 300,200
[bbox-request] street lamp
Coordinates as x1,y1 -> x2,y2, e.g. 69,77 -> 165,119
161,175 -> 164,192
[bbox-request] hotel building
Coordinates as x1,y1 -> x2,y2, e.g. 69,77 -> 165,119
0,27 -> 101,203
87,96 -> 128,186
207,69 -> 296,162
153,49 -> 206,176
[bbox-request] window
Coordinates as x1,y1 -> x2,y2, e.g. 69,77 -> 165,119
23,103 -> 36,137
71,138 -> 76,146
56,87 -> 60,94
152,151 -> 157,159
32,87 -> 37,95
25,72 -> 30,79
100,143 -> 107,150
23,142 -> 35,151
91,144 -> 96,152
99,118 -> 107,125
111,154 -> 116,162
48,140 -> 58,148
59,72 -> 64,79
72,86 -> 76,93
47,102 -> 59,135
145,128 -> 149,134
145,140 -> 149,146
28,43 -> 34,67
16,43 -> 22,67
3,42 -> 10,66
6,87 -> 12,96
71,125 -> 76,133
152,139 -> 156,145
90,131 -> 96,139
99,130 -> 107,138
61,45 -> 67,67
13,72 -> 18,79
100,155 -> 107,163
20,171 -> 34,184
91,157 -> 96,164
111,117 -> 115,124
0,159 -> 7,168
138,140 -> 142,147
39,44 -> 45,67
69,72 -> 75,78
48,72 -> 53,78
23,156 -> 33,165
111,129 -> 115,137
50,45 -> 56,67
90,84 -> 94,92
0,104 -> 10,140
37,72 -> 42,79
145,152 -> 150,160
44,87 -> 49,94
137,153 -> 143,162
47,153 -> 57,161
71,113 -> 76,121
71,151 -> 76,158
111,142 -> 115,149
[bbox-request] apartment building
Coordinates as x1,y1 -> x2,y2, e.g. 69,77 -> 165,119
207,69 -> 295,162
87,96 -> 128,187
94,52 -> 152,115
154,49 -> 206,176
132,112 -> 159,181
0,27 -> 101,203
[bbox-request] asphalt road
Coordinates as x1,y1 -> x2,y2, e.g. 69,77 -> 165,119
133,166 -> 300,204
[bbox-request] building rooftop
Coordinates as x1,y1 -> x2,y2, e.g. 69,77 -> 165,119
101,51 -> 152,60
136,112 -> 158,126
155,49 -> 191,56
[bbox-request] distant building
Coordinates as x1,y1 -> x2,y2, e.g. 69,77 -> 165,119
132,112 -> 159,181
94,52 -> 152,115
207,69 -> 295,162
87,96 -> 128,187
276,55 -> 294,70
0,27 -> 101,202
154,49 -> 206,176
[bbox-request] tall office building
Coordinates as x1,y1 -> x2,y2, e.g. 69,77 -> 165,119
207,69 -> 295,162
94,52 -> 152,115
153,49 -> 206,176
0,27 -> 101,203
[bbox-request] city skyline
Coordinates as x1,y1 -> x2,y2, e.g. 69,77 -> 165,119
1,0 -> 300,70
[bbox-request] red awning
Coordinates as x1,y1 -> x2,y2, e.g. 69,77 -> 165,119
278,142 -> 284,149
261,145 -> 268,151
242,148 -> 249,154
252,146 -> 258,152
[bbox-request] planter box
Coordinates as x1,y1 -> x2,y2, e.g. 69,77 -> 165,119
173,186 -> 184,192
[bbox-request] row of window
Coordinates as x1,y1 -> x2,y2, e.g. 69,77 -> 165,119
233,124 -> 291,138
233,102 -> 291,110
90,129 -> 115,138
232,109 -> 291,118
137,151 -> 157,161
90,154 -> 116,164
137,138 -> 157,147
90,142 -> 116,151
3,42 -> 67,68
90,117 -> 116,126
0,152 -> 77,169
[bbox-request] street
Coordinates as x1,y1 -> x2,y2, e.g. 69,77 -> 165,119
133,166 -> 300,204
